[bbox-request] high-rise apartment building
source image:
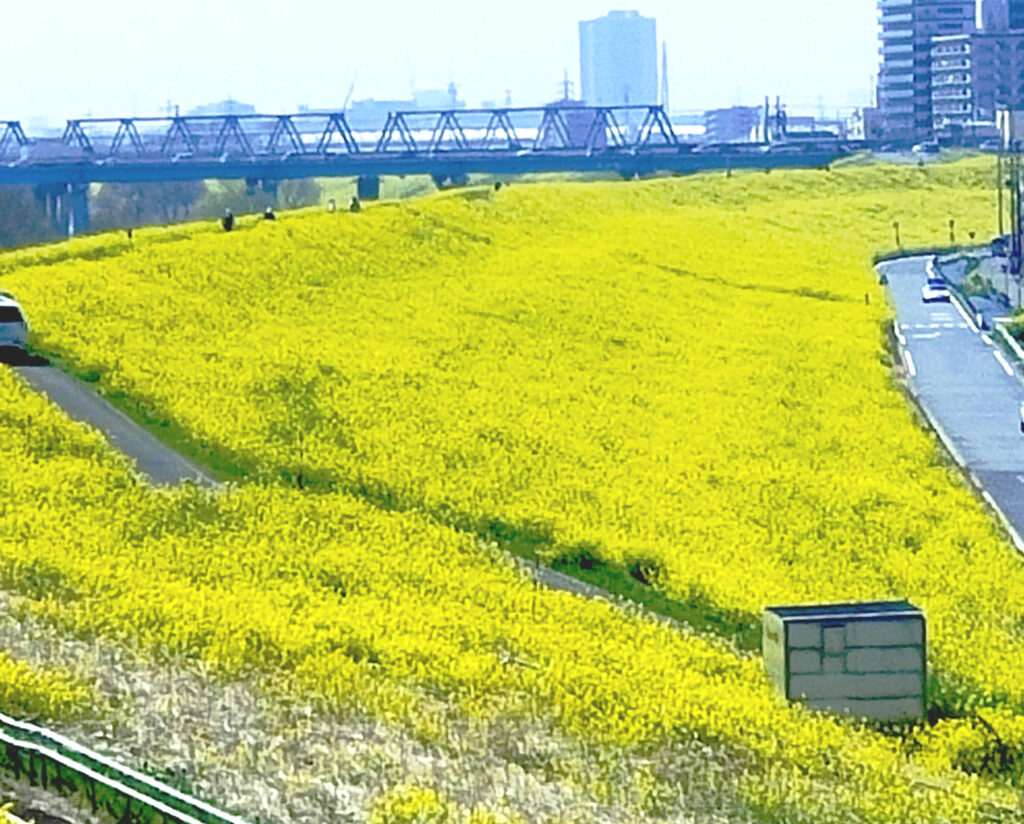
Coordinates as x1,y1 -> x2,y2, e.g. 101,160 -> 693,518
579,11 -> 658,107
877,0 -> 976,140
982,0 -> 1024,31
931,23 -> 1024,136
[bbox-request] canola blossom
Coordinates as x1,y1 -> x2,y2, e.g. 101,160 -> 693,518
0,157 -> 1021,822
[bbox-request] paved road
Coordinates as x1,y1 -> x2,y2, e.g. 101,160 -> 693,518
880,256 -> 1024,546
4,353 -> 215,488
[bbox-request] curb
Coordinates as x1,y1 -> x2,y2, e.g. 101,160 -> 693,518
996,321 -> 1024,364
899,367 -> 1024,556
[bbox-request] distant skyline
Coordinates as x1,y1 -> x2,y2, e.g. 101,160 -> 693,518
3,1 -> 886,124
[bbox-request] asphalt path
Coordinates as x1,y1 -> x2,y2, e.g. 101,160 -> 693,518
3,352 -> 215,488
879,256 -> 1024,547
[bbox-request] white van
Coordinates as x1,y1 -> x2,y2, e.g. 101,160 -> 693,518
0,294 -> 29,348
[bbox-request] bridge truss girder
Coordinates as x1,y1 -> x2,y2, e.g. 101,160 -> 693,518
315,114 -> 360,154
58,112 -> 364,161
0,121 -> 28,159
376,105 -> 678,155
48,105 -> 678,161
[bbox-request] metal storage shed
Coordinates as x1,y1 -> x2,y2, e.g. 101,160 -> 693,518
762,600 -> 926,722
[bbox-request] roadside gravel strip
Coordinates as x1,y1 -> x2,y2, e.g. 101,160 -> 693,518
10,360 -> 216,488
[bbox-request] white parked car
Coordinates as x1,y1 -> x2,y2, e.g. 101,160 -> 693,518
0,294 -> 29,348
921,278 -> 951,303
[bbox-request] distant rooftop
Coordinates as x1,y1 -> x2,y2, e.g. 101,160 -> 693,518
186,98 -> 256,117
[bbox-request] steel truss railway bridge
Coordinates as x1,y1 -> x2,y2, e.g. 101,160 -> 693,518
0,105 -> 843,235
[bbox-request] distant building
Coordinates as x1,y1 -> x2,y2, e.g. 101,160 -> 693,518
579,11 -> 658,107
539,98 -> 608,149
778,115 -> 845,139
703,106 -> 762,143
846,107 -> 884,141
346,98 -> 413,130
998,106 -> 1024,146
186,98 -> 256,117
931,31 -> 1024,138
413,85 -> 465,110
982,0 -> 1024,31
671,112 -> 706,141
877,0 -> 976,142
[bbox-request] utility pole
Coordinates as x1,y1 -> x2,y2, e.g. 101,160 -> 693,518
1007,147 -> 1015,286
1010,151 -> 1017,272
998,149 -> 1005,237
775,96 -> 787,141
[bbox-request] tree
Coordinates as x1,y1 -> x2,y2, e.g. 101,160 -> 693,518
0,186 -> 57,249
90,181 -> 205,231
278,178 -> 322,210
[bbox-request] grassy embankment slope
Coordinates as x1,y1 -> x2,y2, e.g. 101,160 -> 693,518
2,158 -> 1024,823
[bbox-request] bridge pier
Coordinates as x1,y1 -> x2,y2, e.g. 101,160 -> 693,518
67,184 -> 89,236
34,183 -> 89,237
357,175 -> 380,200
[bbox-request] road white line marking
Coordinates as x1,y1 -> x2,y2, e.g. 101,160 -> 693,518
951,298 -> 980,332
928,323 -> 941,329
904,349 -> 917,377
901,323 -> 910,330
983,333 -> 993,345
1016,475 -> 1024,486
943,323 -> 956,329
995,349 -> 1015,376
912,332 -> 940,340
893,320 -> 907,345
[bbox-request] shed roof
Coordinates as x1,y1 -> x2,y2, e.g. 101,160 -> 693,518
766,600 -> 922,623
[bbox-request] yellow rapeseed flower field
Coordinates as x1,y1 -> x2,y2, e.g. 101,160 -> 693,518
2,157 -> 1024,821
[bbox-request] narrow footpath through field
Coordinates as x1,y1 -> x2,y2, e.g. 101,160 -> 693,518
880,255 -> 1024,547
7,356 -> 215,488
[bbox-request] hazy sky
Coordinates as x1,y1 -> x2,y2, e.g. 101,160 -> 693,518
3,1 -> 889,124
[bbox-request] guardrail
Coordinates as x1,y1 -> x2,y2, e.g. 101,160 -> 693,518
0,711 -> 252,824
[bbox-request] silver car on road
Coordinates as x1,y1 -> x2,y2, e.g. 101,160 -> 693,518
0,294 -> 29,348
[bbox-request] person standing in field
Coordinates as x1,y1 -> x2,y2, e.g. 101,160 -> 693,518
222,209 -> 234,232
